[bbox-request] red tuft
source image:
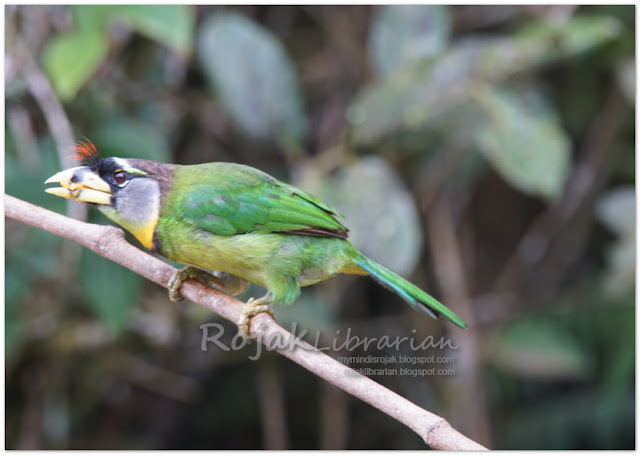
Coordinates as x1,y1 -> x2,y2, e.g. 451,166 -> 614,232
71,139 -> 100,165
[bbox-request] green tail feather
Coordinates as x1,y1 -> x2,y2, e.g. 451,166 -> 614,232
355,254 -> 468,329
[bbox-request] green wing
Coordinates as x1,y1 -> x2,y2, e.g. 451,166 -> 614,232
174,162 -> 348,238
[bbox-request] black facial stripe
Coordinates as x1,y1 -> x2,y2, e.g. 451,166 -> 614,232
90,157 -> 144,192
91,157 -> 121,178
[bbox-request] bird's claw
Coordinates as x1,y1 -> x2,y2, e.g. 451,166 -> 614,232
168,266 -> 223,302
237,297 -> 274,342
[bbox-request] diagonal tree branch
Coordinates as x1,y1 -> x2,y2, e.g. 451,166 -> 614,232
5,194 -> 487,451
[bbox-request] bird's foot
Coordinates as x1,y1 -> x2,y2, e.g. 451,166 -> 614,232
215,272 -> 250,296
168,266 -> 225,302
237,297 -> 274,341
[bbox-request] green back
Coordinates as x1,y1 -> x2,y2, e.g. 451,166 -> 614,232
168,162 -> 348,238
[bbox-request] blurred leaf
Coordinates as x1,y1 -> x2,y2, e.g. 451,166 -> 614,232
488,320 -> 592,380
93,118 -> 171,163
79,249 -> 143,332
369,5 -> 450,78
5,306 -> 23,358
596,187 -> 635,296
197,11 -> 307,147
6,137 -> 68,211
5,223 -> 61,357
43,6 -> 195,100
6,226 -> 63,284
348,37 -> 545,146
562,15 -> 622,53
113,5 -> 194,56
349,15 -> 621,147
297,156 -> 422,276
43,30 -> 109,101
614,59 -> 635,105
596,186 -> 635,237
6,136 -> 64,283
41,6 -> 115,101
473,88 -> 571,199
70,5 -> 114,31
600,303 -> 635,394
518,14 -> 622,59
6,138 -> 65,355
600,243 -> 634,297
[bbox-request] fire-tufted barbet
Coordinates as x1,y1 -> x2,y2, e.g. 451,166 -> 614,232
45,141 -> 467,336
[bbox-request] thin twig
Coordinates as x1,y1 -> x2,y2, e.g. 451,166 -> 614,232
5,194 -> 487,451
17,42 -> 86,275
426,195 -> 491,447
7,105 -> 41,172
494,87 -> 629,293
20,48 -> 75,171
19,43 -> 87,223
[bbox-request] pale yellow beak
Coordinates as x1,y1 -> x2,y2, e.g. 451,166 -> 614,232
45,167 -> 112,205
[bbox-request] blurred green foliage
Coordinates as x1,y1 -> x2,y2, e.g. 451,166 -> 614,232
197,11 -> 308,150
43,5 -> 194,100
78,249 -> 144,332
368,5 -> 451,77
5,5 -> 634,450
473,87 -> 570,199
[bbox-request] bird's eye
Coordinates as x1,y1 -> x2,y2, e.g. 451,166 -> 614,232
113,171 -> 127,186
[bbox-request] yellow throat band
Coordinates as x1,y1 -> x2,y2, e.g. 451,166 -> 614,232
130,216 -> 159,250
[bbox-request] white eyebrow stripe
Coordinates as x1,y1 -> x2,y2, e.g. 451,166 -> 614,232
112,157 -> 130,169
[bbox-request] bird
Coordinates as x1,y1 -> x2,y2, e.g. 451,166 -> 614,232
45,140 -> 467,337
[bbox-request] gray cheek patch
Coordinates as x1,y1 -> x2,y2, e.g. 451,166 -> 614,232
114,178 -> 160,224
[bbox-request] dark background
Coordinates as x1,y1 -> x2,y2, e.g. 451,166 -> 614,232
5,5 -> 635,449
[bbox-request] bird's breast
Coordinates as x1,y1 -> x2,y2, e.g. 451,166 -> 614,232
153,223 -> 360,289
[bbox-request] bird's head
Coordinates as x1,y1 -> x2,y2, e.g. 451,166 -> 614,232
45,140 -> 172,249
